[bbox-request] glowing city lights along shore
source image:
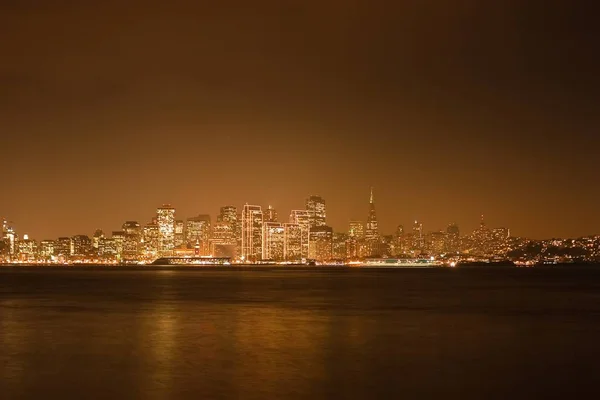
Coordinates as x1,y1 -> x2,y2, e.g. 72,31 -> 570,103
2,190 -> 600,265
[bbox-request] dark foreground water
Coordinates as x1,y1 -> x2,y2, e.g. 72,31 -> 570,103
1,267 -> 600,399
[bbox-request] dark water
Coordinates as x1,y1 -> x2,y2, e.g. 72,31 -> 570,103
1,267 -> 600,399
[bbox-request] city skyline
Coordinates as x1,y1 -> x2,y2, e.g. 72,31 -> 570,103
1,1 -> 598,241
0,188 -> 596,242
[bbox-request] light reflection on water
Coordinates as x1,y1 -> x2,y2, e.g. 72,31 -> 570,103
1,268 -> 600,399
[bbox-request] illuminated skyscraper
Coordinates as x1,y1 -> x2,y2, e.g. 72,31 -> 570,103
186,215 -> 211,255
309,225 -> 333,262
92,229 -> 104,251
412,220 -> 424,252
242,204 -> 263,262
122,221 -> 142,260
262,222 -> 285,260
290,210 -> 310,259
332,232 -> 348,259
283,223 -> 302,261
40,240 -> 55,258
348,221 -> 365,239
112,231 -> 125,259
55,237 -> 71,260
306,195 -> 326,227
446,223 -> 460,253
157,204 -> 175,256
365,187 -> 379,241
17,235 -> 37,262
264,205 -> 278,223
174,220 -> 185,248
71,235 -> 92,257
142,222 -> 159,260
217,206 -> 239,256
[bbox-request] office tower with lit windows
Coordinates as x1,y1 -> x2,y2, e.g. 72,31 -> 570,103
446,223 -> 460,253
262,222 -> 285,260
348,221 -> 365,239
92,229 -> 104,252
412,220 -> 424,252
17,234 -> 37,262
142,222 -> 159,260
217,206 -> 239,256
99,237 -> 118,258
290,210 -> 310,259
157,204 -> 176,256
242,204 -> 263,262
365,188 -> 380,255
55,237 -> 71,260
174,220 -> 185,248
71,235 -> 92,257
332,232 -> 348,260
122,221 -> 142,260
40,240 -> 55,259
112,231 -> 125,259
309,225 -> 333,262
264,205 -> 278,223
283,223 -> 302,261
306,195 -> 326,227
186,215 -> 211,255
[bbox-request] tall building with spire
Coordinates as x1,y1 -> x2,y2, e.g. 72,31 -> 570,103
365,187 -> 379,242
365,187 -> 380,255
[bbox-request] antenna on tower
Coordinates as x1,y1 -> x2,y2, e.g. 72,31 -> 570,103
369,187 -> 374,204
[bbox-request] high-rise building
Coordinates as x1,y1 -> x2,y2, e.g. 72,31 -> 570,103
39,240 -> 55,259
123,221 -> 142,260
186,215 -> 211,255
112,231 -> 125,259
349,221 -> 365,239
174,220 -> 185,248
142,222 -> 159,260
446,223 -> 460,253
99,237 -> 118,258
290,210 -> 310,259
157,204 -> 176,256
412,220 -> 424,252
264,205 -> 278,223
306,195 -> 326,227
309,225 -> 333,262
242,204 -> 263,262
262,222 -> 285,260
365,187 -> 380,246
71,235 -> 92,257
332,232 -> 348,259
92,229 -> 104,251
217,206 -> 239,255
283,223 -> 302,261
17,235 -> 37,261
55,237 -> 72,259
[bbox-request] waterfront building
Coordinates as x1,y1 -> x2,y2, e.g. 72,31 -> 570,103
99,237 -> 118,258
332,232 -> 348,260
70,235 -> 92,257
262,222 -> 285,260
186,215 -> 211,256
283,223 -> 302,261
290,210 -> 310,259
40,240 -> 55,258
122,221 -> 142,260
92,229 -> 104,251
174,220 -> 185,248
17,235 -> 37,261
142,222 -> 159,260
309,225 -> 333,262
112,231 -> 125,259
306,195 -> 326,227
55,237 -> 72,259
157,204 -> 176,256
242,204 -> 263,262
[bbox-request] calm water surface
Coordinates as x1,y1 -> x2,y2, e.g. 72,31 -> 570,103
1,267 -> 600,399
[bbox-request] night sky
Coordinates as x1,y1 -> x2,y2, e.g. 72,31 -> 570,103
1,0 -> 598,240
